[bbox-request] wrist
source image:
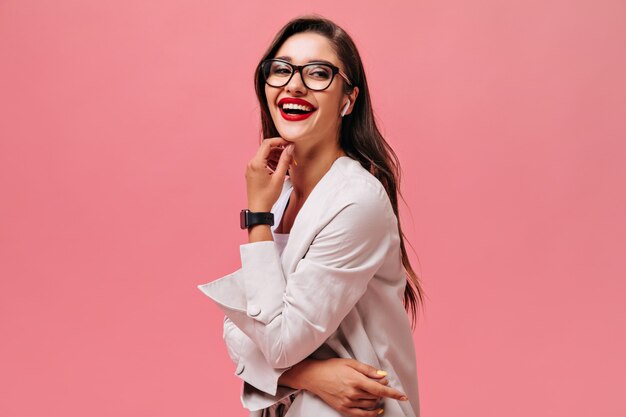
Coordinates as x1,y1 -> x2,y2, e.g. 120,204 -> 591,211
248,204 -> 272,212
241,209 -> 274,231
247,196 -> 272,212
247,224 -> 273,243
279,359 -> 315,391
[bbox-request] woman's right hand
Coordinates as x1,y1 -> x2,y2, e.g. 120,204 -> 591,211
245,137 -> 294,212
279,358 -> 408,417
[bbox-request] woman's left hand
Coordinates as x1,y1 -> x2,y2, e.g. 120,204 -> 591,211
246,137 -> 295,212
278,358 -> 407,417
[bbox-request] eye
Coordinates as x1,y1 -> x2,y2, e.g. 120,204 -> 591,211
305,65 -> 332,80
267,61 -> 292,77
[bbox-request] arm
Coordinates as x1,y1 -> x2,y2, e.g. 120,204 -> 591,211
223,316 -> 303,411
197,186 -> 396,369
223,315 -> 297,397
225,316 -> 409,416
280,358 -> 408,417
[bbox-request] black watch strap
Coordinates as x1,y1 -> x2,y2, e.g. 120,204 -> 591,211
240,209 -> 274,229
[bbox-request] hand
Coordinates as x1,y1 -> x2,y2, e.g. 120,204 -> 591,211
279,358 -> 408,417
245,137 -> 295,212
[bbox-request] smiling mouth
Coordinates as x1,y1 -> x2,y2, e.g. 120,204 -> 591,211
277,102 -> 317,121
280,103 -> 316,115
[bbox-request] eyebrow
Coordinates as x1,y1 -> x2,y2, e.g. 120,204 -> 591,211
274,56 -> 335,66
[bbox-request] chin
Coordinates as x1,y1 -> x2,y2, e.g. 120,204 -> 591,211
279,131 -> 310,142
275,125 -> 309,141
272,113 -> 316,141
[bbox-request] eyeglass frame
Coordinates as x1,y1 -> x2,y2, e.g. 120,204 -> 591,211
260,58 -> 354,91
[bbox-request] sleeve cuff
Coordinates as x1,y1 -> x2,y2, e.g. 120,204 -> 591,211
232,326 -> 292,396
241,382 -> 299,412
238,240 -> 287,325
197,240 -> 287,331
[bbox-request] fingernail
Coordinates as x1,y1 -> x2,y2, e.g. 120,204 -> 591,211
377,409 -> 384,415
376,370 -> 388,376
285,144 -> 294,155
400,395 -> 408,401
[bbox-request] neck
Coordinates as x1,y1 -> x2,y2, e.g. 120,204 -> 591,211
287,140 -> 346,202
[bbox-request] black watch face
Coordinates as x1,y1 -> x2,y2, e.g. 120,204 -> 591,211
239,210 -> 273,229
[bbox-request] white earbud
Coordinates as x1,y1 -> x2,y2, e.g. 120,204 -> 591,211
340,99 -> 351,117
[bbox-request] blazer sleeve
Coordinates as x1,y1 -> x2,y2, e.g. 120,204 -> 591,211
198,187 -> 397,368
223,316 -> 299,399
223,316 -> 241,365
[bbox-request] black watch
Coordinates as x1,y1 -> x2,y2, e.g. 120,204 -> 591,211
240,209 -> 274,229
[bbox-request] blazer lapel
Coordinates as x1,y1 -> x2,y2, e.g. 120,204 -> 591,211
280,156 -> 353,275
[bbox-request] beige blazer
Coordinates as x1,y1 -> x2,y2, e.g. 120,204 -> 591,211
197,156 -> 420,416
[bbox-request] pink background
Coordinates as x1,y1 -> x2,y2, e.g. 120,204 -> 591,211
1,1 -> 625,416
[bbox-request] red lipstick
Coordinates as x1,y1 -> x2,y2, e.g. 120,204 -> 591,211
277,97 -> 317,122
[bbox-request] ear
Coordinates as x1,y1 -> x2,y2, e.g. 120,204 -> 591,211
345,86 -> 359,116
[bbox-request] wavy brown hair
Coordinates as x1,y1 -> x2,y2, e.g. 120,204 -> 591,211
254,15 -> 425,325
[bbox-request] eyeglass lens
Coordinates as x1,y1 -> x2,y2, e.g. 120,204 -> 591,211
262,60 -> 334,90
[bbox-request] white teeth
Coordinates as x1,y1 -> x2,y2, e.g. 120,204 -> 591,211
281,103 -> 313,112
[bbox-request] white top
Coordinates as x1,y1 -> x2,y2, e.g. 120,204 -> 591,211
271,186 -> 292,257
197,156 -> 420,417
273,233 -> 289,257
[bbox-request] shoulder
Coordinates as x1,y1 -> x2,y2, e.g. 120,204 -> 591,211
308,158 -> 399,260
323,157 -> 396,230
332,157 -> 391,211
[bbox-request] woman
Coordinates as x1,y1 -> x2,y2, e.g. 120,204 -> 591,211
198,15 -> 424,417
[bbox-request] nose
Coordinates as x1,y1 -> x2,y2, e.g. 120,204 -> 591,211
285,69 -> 307,94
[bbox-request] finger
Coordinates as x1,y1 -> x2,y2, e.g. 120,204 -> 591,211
268,147 -> 283,162
345,398 -> 380,409
358,379 -> 408,401
346,360 -> 386,380
258,137 -> 289,159
250,139 -> 287,172
266,147 -> 284,172
339,406 -> 384,417
351,388 -> 380,401
272,143 -> 294,180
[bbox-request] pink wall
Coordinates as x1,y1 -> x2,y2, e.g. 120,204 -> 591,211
1,1 -> 624,416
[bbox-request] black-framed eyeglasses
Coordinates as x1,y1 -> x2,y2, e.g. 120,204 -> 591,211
260,58 -> 353,91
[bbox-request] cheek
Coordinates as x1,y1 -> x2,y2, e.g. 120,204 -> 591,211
316,92 -> 342,117
317,101 -> 341,120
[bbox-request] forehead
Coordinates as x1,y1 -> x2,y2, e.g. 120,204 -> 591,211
274,32 -> 339,65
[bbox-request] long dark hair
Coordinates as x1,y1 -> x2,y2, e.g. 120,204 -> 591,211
254,15 -> 425,325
